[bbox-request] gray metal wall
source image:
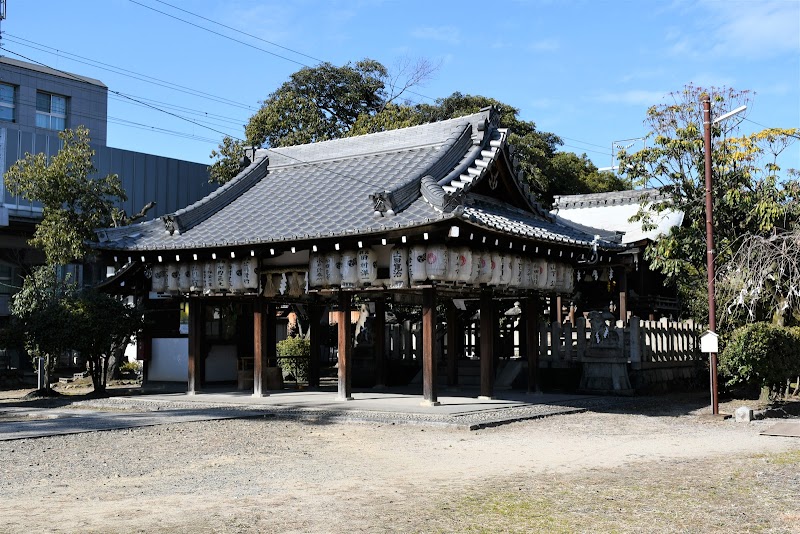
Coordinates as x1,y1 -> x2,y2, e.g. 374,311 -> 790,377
1,127 -> 215,219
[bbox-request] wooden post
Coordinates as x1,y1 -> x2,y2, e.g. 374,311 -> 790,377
187,298 -> 204,394
253,298 -> 271,397
337,291 -> 353,400
479,287 -> 494,399
421,287 -> 439,406
446,300 -> 459,388
524,297 -> 541,394
308,303 -> 323,388
555,295 -> 563,324
619,268 -> 628,325
374,298 -> 387,388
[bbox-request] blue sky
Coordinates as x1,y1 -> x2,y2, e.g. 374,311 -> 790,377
2,0 -> 798,173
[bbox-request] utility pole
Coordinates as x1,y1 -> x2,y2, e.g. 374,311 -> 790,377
701,93 -> 719,416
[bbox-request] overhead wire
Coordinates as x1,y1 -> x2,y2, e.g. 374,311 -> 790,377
0,47 -> 385,188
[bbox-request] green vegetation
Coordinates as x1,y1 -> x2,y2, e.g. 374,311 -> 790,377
276,336 -> 311,383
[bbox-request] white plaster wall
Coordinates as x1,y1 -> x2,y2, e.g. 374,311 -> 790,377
148,338 -> 188,382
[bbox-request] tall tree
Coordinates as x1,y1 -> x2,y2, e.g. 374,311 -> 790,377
617,84 -> 799,321
4,126 -> 126,265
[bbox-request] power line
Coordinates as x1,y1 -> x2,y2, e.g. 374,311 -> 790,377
129,0 -> 438,105
151,0 -> 325,65
1,47 -> 385,189
4,34 -> 257,112
129,0 -> 309,67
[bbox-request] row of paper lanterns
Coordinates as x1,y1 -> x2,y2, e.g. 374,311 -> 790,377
309,246 -> 575,293
151,258 -> 259,294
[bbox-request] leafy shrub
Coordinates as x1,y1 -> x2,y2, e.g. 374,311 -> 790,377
120,360 -> 142,375
719,322 -> 800,397
276,336 -> 310,383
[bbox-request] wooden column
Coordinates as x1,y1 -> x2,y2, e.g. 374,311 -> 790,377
253,298 -> 273,397
337,291 -> 353,400
618,268 -> 628,325
479,287 -> 494,399
525,297 -> 541,393
308,304 -> 323,389
555,295 -> 563,324
421,287 -> 439,406
446,300 -> 459,388
187,298 -> 204,394
373,298 -> 387,388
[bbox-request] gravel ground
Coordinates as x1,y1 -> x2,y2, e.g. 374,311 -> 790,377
0,389 -> 798,533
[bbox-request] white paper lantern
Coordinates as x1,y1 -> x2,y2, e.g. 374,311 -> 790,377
499,255 -> 512,286
203,261 -> 216,294
190,262 -> 203,293
426,245 -> 448,281
358,248 -> 378,286
241,258 -> 258,291
456,247 -> 473,283
475,251 -> 492,284
489,252 -> 502,286
166,263 -> 180,292
528,258 -> 544,289
229,260 -> 244,293
509,255 -> 523,287
410,244 -> 427,283
520,258 -> 532,289
555,264 -> 575,294
389,247 -> 408,289
340,250 -> 358,288
216,260 -> 230,291
545,261 -> 558,290
325,252 -> 342,287
179,264 -> 192,292
308,253 -> 326,288
151,264 -> 167,293
446,248 -> 461,282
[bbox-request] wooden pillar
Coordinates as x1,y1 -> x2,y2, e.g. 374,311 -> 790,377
618,268 -> 628,325
187,298 -> 204,394
446,300 -> 458,388
337,291 -> 353,400
253,298 -> 273,397
374,298 -> 387,388
479,287 -> 494,399
556,295 -> 563,324
421,287 -> 439,406
308,303 -> 323,388
525,297 -> 541,394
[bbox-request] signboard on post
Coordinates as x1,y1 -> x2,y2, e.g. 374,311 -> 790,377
700,330 -> 718,354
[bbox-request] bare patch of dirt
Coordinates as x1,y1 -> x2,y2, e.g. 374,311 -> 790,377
0,392 -> 797,533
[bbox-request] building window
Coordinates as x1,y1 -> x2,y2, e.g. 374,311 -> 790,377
0,83 -> 15,122
0,265 -> 21,296
35,92 -> 67,131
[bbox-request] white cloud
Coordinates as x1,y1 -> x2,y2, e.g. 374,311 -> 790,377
529,39 -> 559,52
708,0 -> 800,59
410,26 -> 461,45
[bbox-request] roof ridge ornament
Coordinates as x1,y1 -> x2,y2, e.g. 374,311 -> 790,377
162,215 -> 179,236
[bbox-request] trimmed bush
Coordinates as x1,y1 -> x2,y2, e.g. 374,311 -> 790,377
720,322 -> 800,397
276,336 -> 310,383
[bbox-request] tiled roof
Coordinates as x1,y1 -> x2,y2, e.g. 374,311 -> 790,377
552,189 -> 683,245
96,109 -> 619,253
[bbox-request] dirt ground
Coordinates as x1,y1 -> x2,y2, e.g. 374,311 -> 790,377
0,387 -> 798,533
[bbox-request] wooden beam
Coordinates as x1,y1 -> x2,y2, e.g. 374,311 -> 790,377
446,300 -> 458,388
525,297 -> 541,394
337,291 -> 353,400
187,298 -> 204,394
619,268 -> 628,325
479,287 -> 494,399
253,298 -> 270,397
556,295 -> 563,324
308,303 -> 323,388
373,298 -> 387,388
421,286 -> 439,406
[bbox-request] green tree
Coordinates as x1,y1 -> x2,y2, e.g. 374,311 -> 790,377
548,152 -> 627,199
4,126 -> 126,265
617,85 -> 799,321
67,288 -> 142,393
9,266 -> 80,389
